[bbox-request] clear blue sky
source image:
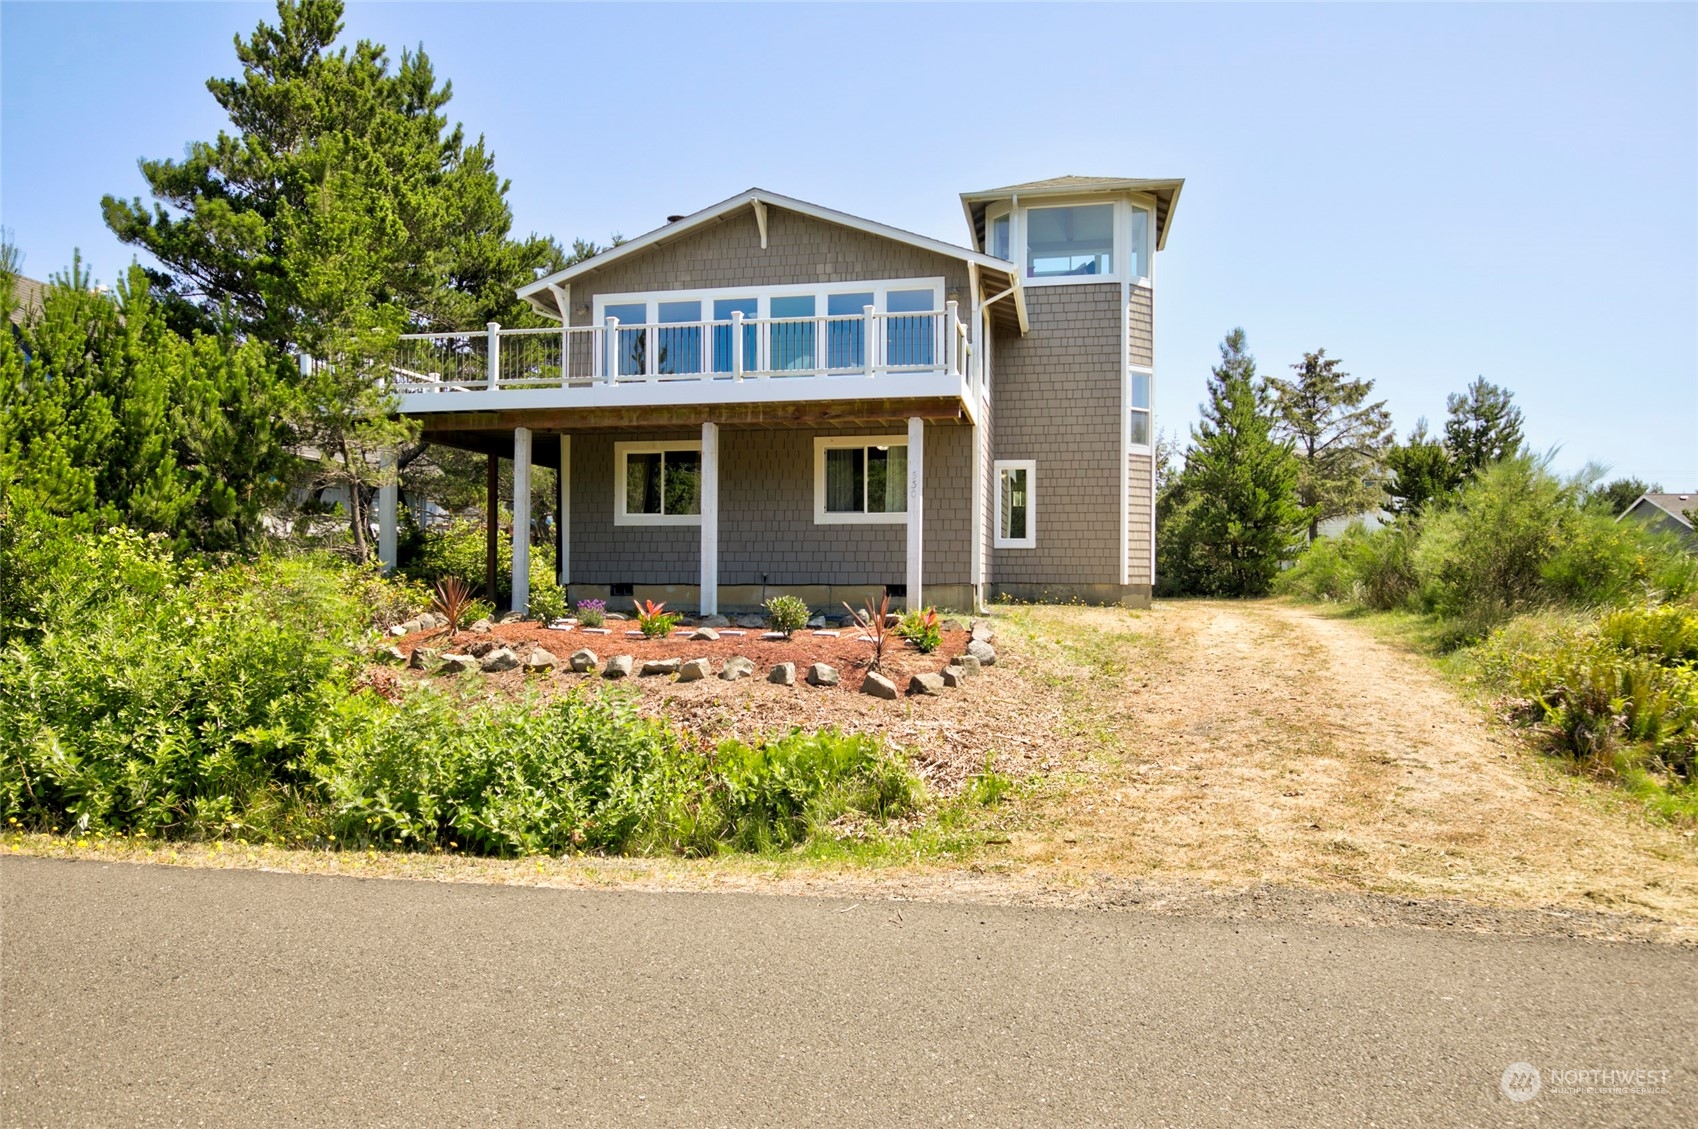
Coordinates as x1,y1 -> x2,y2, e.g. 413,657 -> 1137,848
4,2 -> 1695,488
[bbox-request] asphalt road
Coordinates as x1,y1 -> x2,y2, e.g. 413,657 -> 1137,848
2,857 -> 1692,1128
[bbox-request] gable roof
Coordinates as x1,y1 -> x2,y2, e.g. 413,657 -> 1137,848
958,175 -> 1185,253
1621,493 -> 1696,530
7,274 -> 46,326
516,187 -> 1025,324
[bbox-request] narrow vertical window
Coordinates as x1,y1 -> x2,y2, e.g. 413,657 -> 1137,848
1129,206 -> 1150,281
995,460 -> 1036,548
990,214 -> 1011,260
1130,372 -> 1152,448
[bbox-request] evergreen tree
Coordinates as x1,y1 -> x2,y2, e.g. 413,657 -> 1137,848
1584,476 -> 1661,516
100,0 -> 559,346
1384,418 -> 1458,517
0,259 -> 294,552
1443,376 -> 1524,477
1268,349 -> 1392,541
1157,330 -> 1305,596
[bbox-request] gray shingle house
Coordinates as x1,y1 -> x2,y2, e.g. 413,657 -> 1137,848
380,176 -> 1182,615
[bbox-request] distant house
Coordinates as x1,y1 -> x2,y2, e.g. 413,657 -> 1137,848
7,274 -> 46,326
1618,492 -> 1696,545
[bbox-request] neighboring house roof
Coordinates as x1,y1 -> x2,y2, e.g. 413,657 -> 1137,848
1619,493 -> 1696,531
7,274 -> 46,326
958,175 -> 1186,254
516,187 -> 1027,328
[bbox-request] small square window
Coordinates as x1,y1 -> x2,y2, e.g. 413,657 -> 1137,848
995,460 -> 1036,548
615,442 -> 702,525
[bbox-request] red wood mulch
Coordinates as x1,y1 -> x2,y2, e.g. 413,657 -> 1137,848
389,622 -> 969,693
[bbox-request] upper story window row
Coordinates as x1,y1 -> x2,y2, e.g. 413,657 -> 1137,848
987,198 -> 1152,285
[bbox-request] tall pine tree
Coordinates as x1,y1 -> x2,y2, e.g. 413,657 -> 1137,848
1443,377 -> 1524,476
1158,330 -> 1305,596
1268,349 -> 1392,541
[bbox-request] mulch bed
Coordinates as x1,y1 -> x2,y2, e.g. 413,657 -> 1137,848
389,621 -> 969,694
367,620 -> 1039,795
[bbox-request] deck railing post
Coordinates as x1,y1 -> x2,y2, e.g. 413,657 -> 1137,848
730,310 -> 744,380
864,305 -> 877,377
944,301 -> 959,376
604,317 -> 618,385
486,322 -> 501,389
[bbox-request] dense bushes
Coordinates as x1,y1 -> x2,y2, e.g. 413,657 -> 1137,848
399,516 -> 557,604
1278,455 -> 1698,818
0,524 -> 923,851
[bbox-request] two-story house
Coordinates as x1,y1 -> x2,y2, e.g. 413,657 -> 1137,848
377,175 -> 1182,615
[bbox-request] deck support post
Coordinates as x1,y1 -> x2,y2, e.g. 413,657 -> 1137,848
906,415 -> 924,612
557,434 -> 571,590
511,426 -> 531,616
376,472 -> 398,574
700,421 -> 719,616
485,454 -> 498,603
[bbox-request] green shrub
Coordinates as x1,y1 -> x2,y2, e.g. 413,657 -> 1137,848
399,518 -> 556,604
527,580 -> 569,625
1277,526 -> 1365,603
763,595 -> 810,638
633,599 -> 681,638
895,607 -> 943,653
712,729 -> 923,851
1277,523 -> 1418,611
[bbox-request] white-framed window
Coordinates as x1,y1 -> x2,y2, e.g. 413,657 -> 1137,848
614,440 -> 702,526
1130,369 -> 1152,451
992,198 -> 1154,287
593,278 -> 946,377
813,435 -> 908,524
995,460 -> 1036,549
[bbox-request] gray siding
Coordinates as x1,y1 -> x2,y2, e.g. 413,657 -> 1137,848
989,284 -> 1124,587
565,206 -> 971,325
1128,283 -> 1155,584
1128,283 -> 1154,368
567,423 -> 971,588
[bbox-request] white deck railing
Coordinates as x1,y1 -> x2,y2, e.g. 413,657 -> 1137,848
392,302 -> 974,400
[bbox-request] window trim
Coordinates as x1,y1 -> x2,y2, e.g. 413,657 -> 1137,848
613,440 -> 703,527
813,435 -> 910,525
989,195 -> 1155,289
994,459 -> 1037,549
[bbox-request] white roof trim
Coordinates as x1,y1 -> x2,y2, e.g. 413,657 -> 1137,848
517,188 -> 1023,319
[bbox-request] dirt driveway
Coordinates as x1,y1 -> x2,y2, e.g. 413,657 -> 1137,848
986,599 -> 1698,935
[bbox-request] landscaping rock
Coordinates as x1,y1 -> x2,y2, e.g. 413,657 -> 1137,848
806,614 -> 826,629
966,639 -> 997,666
524,648 -> 558,673
375,644 -> 407,664
603,655 -> 633,679
807,663 -> 839,687
398,618 -> 423,635
677,657 -> 712,683
941,618 -> 966,633
768,662 -> 795,686
438,653 -> 476,674
719,656 -> 755,681
908,672 -> 945,696
691,627 -> 721,641
861,671 -> 899,699
698,614 -> 730,628
465,639 -> 498,658
605,612 -> 628,622
568,648 -> 598,673
388,624 -> 408,637
941,664 -> 967,688
955,653 -> 982,677
407,647 -> 436,671
641,657 -> 682,677
734,614 -> 765,629
479,647 -> 521,673
417,612 -> 441,630
469,618 -> 492,633
498,610 -> 524,624
971,620 -> 995,643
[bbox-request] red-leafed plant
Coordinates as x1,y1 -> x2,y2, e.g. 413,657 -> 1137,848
896,606 -> 942,653
634,598 -> 681,639
843,592 -> 893,672
430,577 -> 484,639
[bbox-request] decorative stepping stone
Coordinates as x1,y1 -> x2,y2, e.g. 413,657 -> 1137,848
581,627 -> 611,636
625,630 -> 646,638
546,623 -> 575,632
761,631 -> 787,641
720,630 -> 747,637
810,630 -> 840,638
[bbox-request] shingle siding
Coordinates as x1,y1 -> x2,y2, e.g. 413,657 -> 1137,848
1128,283 -> 1154,369
990,285 -> 1124,586
565,206 -> 970,324
567,423 -> 971,588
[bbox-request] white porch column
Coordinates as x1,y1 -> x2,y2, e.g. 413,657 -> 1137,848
376,474 -> 398,574
557,434 -> 571,589
906,416 -> 924,611
511,426 -> 532,615
700,421 -> 719,616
